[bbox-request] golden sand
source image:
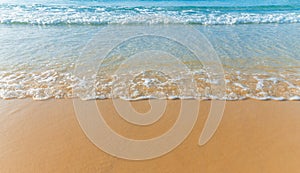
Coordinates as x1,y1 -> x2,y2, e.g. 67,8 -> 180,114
0,99 -> 300,172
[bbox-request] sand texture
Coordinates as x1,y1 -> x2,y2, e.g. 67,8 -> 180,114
0,99 -> 300,173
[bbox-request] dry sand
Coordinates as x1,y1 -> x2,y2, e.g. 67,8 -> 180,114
0,99 -> 300,173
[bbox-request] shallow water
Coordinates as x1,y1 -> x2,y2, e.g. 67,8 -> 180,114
0,0 -> 299,100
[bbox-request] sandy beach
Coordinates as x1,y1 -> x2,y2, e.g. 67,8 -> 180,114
0,99 -> 299,173
1,0 -> 300,172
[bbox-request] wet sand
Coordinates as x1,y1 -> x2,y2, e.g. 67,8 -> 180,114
0,99 -> 300,173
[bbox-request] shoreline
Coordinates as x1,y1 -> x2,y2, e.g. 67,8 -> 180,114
0,99 -> 300,172
2,96 -> 300,101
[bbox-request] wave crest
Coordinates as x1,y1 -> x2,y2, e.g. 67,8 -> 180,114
0,4 -> 300,25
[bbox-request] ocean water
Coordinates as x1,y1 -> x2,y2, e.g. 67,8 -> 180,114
0,0 -> 299,100
1,0 -> 300,25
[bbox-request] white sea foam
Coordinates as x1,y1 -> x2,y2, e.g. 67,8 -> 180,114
0,4 -> 300,25
289,96 -> 300,101
0,69 -> 299,101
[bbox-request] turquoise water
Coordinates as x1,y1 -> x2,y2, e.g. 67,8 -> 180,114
0,0 -> 300,25
0,0 -> 299,100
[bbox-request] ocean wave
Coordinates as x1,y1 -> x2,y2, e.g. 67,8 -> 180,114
0,4 -> 300,25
